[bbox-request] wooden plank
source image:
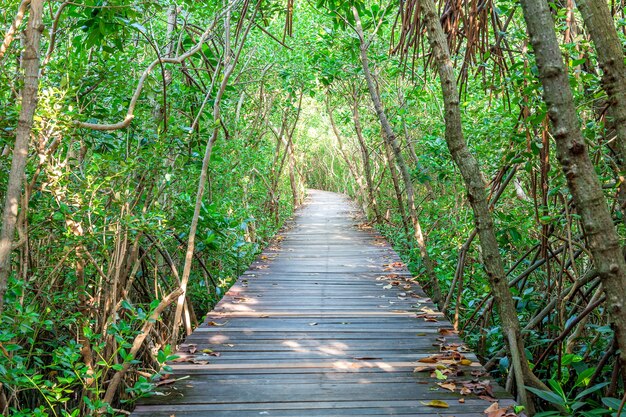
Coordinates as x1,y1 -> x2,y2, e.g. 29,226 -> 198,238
132,190 -> 514,416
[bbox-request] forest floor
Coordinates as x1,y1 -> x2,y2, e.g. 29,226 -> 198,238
131,190 -> 516,416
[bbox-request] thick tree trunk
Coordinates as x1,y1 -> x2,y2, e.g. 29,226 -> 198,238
352,8 -> 441,305
416,0 -> 549,405
519,0 -> 626,376
0,0 -> 43,313
576,0 -> 626,216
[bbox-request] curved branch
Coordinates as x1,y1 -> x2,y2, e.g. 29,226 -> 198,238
75,3 -> 241,131
42,1 -> 69,67
0,0 -> 31,61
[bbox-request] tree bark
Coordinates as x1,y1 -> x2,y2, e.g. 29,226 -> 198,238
416,0 -> 550,405
0,0 -> 43,313
575,0 -> 626,216
352,94 -> 383,223
352,8 -> 441,305
519,0 -> 626,376
383,139 -> 411,235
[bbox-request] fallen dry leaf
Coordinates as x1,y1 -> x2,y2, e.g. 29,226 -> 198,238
207,321 -> 228,326
484,402 -> 507,417
437,382 -> 456,392
420,400 -> 449,408
438,328 -> 458,336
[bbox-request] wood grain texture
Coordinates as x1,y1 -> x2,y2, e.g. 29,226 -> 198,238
132,190 -> 515,416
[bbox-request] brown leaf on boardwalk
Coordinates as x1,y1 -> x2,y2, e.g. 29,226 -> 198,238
484,402 -> 507,417
437,382 -> 456,391
413,365 -> 435,372
459,397 -> 466,403
421,400 -> 449,408
207,321 -> 228,326
438,328 -> 458,336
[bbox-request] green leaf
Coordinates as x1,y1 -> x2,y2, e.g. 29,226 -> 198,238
526,386 -> 566,406
574,382 -> 609,400
575,367 -> 595,387
601,397 -> 622,410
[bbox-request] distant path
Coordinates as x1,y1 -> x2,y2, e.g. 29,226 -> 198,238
133,190 -> 514,416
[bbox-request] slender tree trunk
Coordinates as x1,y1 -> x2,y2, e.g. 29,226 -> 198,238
352,8 -> 441,305
576,0 -> 626,216
0,0 -> 43,313
352,95 -> 383,223
327,99 -> 373,215
285,90 -> 304,208
383,139 -> 410,235
287,139 -> 299,207
171,2 -> 256,346
519,0 -> 626,377
416,0 -> 551,406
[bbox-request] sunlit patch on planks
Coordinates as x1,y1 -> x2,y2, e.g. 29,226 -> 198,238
132,190 -> 516,417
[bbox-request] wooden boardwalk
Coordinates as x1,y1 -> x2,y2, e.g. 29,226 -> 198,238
133,190 -> 515,416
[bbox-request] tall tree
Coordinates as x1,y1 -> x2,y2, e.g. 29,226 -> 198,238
0,0 -> 43,313
352,7 -> 442,305
395,0 -> 551,407
575,0 -> 626,214
519,0 -> 626,376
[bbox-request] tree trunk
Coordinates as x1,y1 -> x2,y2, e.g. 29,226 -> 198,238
327,99 -> 372,215
352,8 -> 441,305
519,0 -> 626,377
416,0 -> 550,405
0,0 -> 43,313
383,139 -> 411,235
576,0 -> 626,217
171,3 -> 257,346
352,95 -> 383,223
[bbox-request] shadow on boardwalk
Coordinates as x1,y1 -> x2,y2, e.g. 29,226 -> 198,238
133,190 -> 515,416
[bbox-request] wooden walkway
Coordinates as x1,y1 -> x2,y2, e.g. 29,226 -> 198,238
133,190 -> 515,416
